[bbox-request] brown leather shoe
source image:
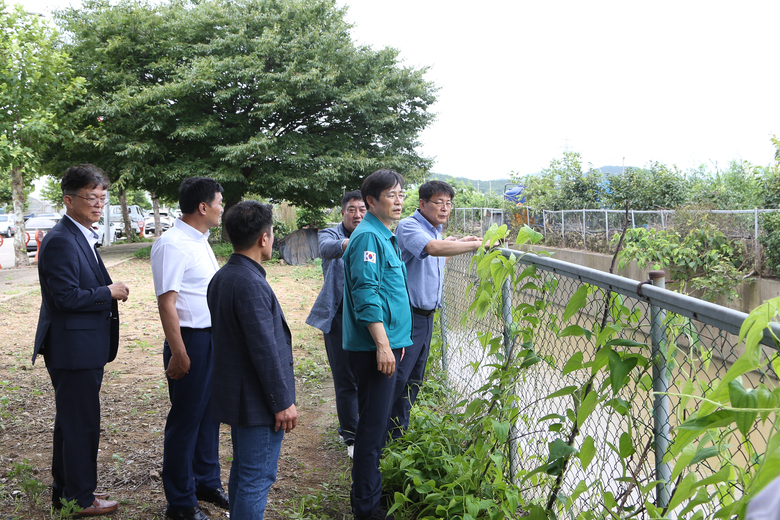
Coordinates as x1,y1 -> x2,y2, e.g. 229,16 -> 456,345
94,493 -> 111,500
76,498 -> 119,516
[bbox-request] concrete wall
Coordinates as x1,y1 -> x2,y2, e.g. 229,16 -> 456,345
518,244 -> 780,314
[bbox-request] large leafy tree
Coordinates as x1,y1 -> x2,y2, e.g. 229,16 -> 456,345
516,152 -> 604,210
0,1 -> 84,265
52,0 -> 436,216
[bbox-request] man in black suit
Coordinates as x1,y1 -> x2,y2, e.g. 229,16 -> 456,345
207,201 -> 297,519
33,164 -> 130,516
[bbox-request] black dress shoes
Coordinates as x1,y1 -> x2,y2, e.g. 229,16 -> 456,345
195,487 -> 229,510
165,505 -> 211,520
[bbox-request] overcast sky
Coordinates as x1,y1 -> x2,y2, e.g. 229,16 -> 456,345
14,0 -> 780,181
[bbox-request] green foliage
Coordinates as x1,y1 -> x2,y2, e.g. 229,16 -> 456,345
7,459 -> 46,504
381,223 -> 543,519
605,162 -> 689,210
296,207 -> 328,230
133,245 -> 152,260
273,219 -> 293,241
516,152 -> 604,210
53,0 -> 437,209
211,242 -> 234,260
615,224 -> 746,301
759,213 -> 780,275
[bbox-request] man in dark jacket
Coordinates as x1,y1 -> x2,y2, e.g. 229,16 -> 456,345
33,164 -> 129,516
207,200 -> 297,519
305,190 -> 366,455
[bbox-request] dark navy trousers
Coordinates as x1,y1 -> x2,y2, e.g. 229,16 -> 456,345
390,313 -> 434,438
348,348 -> 402,518
48,366 -> 104,509
323,311 -> 358,443
162,328 -> 222,511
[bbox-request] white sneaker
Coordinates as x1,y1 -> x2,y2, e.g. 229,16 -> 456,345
347,444 -> 354,458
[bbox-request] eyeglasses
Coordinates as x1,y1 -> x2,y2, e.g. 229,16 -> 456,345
70,194 -> 108,206
382,192 -> 406,202
426,199 -> 453,209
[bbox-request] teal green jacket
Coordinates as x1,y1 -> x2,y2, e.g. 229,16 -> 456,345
342,212 -> 413,352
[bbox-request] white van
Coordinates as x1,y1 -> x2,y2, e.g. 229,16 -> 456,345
0,214 -> 15,237
108,205 -> 145,236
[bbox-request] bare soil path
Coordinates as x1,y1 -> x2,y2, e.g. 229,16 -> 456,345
0,246 -> 351,519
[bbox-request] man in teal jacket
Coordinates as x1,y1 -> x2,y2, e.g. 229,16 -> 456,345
343,168 -> 412,520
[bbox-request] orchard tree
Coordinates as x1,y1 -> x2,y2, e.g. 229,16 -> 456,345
515,152 -> 603,210
53,0 -> 436,225
0,1 -> 84,265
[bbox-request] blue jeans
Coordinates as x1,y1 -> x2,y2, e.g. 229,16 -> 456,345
229,424 -> 284,520
323,311 -> 358,443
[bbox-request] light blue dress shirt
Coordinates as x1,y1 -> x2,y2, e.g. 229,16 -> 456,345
396,210 -> 445,311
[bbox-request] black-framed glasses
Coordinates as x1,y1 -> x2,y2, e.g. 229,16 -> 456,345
425,199 -> 453,209
70,194 -> 108,206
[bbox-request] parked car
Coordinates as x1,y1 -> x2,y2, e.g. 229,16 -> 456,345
92,217 -> 118,247
144,211 -> 175,235
24,215 -> 63,252
108,205 -> 145,236
0,214 -> 15,237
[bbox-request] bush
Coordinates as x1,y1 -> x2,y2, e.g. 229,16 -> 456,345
296,207 -> 328,229
211,242 -> 234,260
760,213 -> 780,275
133,246 -> 152,259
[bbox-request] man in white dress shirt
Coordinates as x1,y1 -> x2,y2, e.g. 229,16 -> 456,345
151,177 -> 227,520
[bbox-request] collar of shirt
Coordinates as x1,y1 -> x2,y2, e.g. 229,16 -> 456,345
65,214 -> 99,253
339,222 -> 353,239
361,211 -> 394,240
173,218 -> 211,242
412,209 -> 442,237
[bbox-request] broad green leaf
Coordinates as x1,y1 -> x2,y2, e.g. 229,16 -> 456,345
559,325 -> 592,339
668,472 -> 698,511
608,350 -> 638,395
546,386 -> 579,400
576,391 -> 598,428
563,285 -> 590,324
562,352 -> 584,375
619,432 -> 635,458
548,438 -> 577,461
578,436 -> 596,470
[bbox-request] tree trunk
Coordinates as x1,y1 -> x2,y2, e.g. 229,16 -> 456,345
119,190 -> 133,240
151,193 -> 161,238
11,166 -> 29,267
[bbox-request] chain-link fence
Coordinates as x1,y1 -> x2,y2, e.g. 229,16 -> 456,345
447,208 -> 507,236
520,207 -> 780,275
440,249 -> 780,517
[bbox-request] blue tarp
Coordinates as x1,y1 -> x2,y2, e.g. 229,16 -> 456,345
504,186 -> 526,204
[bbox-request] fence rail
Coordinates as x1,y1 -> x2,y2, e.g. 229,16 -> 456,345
440,248 -> 780,517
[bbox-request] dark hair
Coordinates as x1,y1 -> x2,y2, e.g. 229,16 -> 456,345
223,200 -> 273,251
419,180 -> 455,201
179,177 -> 223,214
360,169 -> 404,206
61,164 -> 109,195
341,190 -> 364,209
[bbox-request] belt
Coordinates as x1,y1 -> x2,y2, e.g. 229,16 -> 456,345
181,327 -> 212,333
412,307 -> 436,317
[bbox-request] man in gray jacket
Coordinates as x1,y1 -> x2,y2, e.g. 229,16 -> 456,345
306,190 -> 366,456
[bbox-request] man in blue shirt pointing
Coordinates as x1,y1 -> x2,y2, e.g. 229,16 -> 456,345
392,180 -> 481,437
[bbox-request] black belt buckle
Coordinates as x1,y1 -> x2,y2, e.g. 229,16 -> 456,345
412,307 -> 435,317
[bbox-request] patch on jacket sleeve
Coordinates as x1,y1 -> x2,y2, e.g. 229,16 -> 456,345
363,251 -> 376,263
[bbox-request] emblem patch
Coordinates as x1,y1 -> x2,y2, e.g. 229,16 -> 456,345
364,251 -> 376,263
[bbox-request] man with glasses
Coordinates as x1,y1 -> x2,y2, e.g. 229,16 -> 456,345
343,169 -> 413,520
151,178 -> 227,520
33,164 -> 130,516
391,180 -> 481,438
306,190 -> 366,458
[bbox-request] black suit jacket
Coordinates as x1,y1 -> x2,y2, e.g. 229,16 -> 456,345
207,254 -> 295,427
33,217 -> 119,369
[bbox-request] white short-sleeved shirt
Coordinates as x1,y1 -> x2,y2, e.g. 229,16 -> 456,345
150,219 -> 219,328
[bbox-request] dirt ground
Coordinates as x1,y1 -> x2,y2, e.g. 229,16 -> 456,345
0,246 -> 352,519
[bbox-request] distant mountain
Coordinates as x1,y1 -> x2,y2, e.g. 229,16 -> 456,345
429,173 -> 512,195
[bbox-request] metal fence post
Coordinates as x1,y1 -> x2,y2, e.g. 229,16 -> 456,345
631,210 -> 635,229
582,209 -> 587,249
605,209 -> 609,242
440,286 -> 450,381
501,277 -> 518,481
561,211 -> 565,245
650,270 -> 671,509
543,210 -> 547,240
755,208 -> 760,272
